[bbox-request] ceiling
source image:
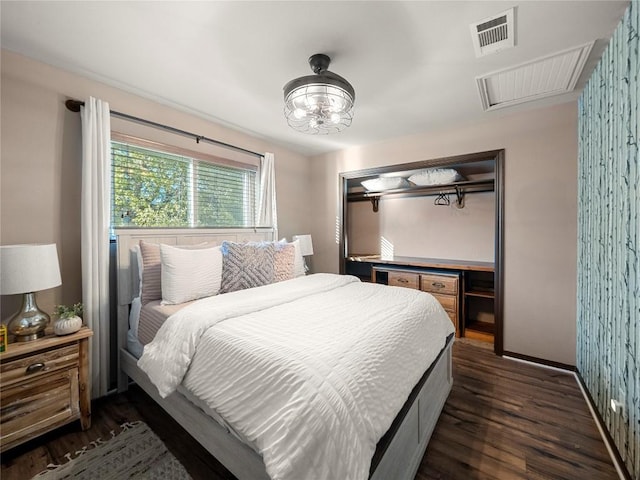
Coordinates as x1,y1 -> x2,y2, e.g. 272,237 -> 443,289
0,1 -> 629,156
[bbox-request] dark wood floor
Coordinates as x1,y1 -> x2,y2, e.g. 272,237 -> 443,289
2,341 -> 618,480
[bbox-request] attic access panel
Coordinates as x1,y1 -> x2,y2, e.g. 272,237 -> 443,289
476,42 -> 594,111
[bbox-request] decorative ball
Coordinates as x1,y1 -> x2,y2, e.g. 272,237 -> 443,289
53,316 -> 83,336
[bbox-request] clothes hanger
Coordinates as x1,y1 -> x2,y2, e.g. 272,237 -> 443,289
434,192 -> 450,206
454,185 -> 465,209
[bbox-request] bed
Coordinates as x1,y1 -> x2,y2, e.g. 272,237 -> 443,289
115,228 -> 454,480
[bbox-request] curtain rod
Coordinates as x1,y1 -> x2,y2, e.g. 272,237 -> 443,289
65,99 -> 263,158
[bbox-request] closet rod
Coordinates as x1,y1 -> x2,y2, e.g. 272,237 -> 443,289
64,99 -> 263,158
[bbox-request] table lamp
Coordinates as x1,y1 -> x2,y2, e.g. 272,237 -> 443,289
293,234 -> 314,272
0,244 -> 62,341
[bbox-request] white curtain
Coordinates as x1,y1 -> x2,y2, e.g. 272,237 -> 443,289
80,97 -> 112,398
256,152 -> 277,236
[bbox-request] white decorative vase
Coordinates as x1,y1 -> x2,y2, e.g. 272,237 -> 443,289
53,316 -> 83,336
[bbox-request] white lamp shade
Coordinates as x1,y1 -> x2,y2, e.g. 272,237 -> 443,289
293,235 -> 314,256
0,244 -> 62,294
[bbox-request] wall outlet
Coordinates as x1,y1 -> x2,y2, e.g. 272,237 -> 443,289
610,398 -> 624,414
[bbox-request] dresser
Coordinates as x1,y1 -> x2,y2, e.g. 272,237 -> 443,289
359,257 -> 495,344
419,272 -> 460,331
0,327 -> 93,452
376,266 -> 460,336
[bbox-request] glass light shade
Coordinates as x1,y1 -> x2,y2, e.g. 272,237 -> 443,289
283,54 -> 355,135
284,83 -> 354,135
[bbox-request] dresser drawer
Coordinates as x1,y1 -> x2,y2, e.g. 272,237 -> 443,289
431,293 -> 457,313
0,344 -> 78,388
420,274 -> 458,295
388,272 -> 420,290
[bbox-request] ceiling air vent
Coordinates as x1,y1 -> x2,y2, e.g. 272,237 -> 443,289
470,8 -> 515,57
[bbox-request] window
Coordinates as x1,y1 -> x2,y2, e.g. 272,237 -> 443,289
111,138 -> 257,228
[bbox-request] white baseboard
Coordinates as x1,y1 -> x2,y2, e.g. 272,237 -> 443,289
574,373 -> 629,480
503,354 -> 571,373
503,355 -> 628,479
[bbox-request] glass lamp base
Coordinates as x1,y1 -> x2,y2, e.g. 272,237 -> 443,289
14,331 -> 46,342
8,292 -> 50,342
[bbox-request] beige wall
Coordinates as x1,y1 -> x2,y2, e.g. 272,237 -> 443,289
0,49 -> 578,365
1,50 -> 312,321
348,191 -> 495,261
310,103 -> 578,365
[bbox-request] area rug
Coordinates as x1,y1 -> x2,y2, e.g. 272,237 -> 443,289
32,421 -> 192,480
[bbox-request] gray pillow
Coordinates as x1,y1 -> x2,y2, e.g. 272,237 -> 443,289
220,241 -> 276,293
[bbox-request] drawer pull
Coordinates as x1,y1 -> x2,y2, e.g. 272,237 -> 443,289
397,278 -> 409,283
432,282 -> 445,288
26,363 -> 45,374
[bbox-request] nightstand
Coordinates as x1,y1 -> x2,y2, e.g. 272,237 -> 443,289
0,326 -> 93,452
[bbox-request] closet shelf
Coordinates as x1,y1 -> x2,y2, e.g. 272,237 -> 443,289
464,320 -> 495,343
465,289 -> 495,299
348,178 -> 494,212
347,178 -> 495,202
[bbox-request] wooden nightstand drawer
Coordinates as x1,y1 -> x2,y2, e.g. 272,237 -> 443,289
431,293 -> 457,313
1,344 -> 78,388
0,327 -> 93,453
388,272 -> 420,289
1,368 -> 79,450
420,274 -> 458,295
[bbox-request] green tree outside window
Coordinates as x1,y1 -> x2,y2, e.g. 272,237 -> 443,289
111,142 -> 256,228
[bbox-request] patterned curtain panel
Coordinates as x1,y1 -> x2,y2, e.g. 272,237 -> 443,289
577,3 -> 638,479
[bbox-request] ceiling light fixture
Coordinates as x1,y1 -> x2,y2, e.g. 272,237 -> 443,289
283,54 -> 355,135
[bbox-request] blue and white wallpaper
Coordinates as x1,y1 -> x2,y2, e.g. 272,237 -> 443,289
577,2 -> 639,478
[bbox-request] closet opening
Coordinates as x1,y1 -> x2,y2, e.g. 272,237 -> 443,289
338,150 -> 504,355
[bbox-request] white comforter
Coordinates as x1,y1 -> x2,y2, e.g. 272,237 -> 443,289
138,273 -> 454,480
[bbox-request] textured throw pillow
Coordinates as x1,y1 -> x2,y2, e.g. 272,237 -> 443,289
220,241 -> 276,293
139,241 -> 162,305
274,242 -> 295,282
160,244 -> 223,305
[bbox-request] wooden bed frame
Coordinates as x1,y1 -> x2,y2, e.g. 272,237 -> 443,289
115,228 -> 453,480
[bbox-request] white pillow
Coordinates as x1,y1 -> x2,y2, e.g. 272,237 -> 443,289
134,241 -> 213,304
408,168 -> 463,186
160,244 -> 223,305
361,177 -> 409,191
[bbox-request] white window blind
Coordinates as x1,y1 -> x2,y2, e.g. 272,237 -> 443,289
111,140 -> 257,228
